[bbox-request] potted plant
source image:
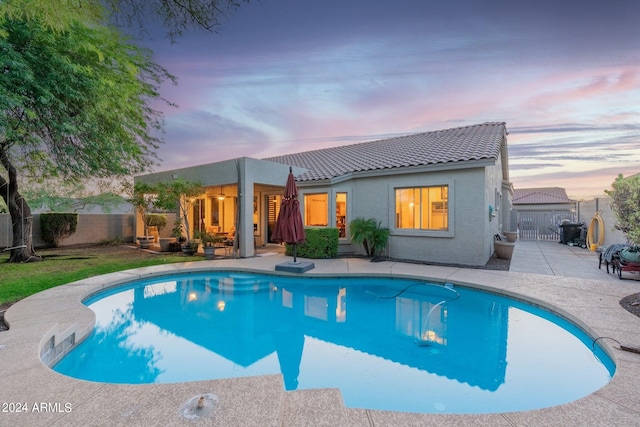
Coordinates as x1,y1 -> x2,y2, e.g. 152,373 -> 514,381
503,231 -> 518,243
137,235 -> 155,249
195,230 -> 223,260
494,234 -> 515,260
166,219 -> 184,252
181,240 -> 199,256
146,214 -> 168,249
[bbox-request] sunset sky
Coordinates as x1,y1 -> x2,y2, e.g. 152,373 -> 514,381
141,0 -> 640,200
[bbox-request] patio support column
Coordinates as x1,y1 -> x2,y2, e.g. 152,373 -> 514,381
237,158 -> 255,258
502,180 -> 513,231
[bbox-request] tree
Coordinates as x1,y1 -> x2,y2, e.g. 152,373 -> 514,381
0,0 -> 104,32
1,0 -> 249,41
0,17 -> 174,262
153,178 -> 204,245
22,179 -> 128,213
605,174 -> 640,244
1,0 -> 249,263
129,182 -> 159,239
107,0 -> 249,41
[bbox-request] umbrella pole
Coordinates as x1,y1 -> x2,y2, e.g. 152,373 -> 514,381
293,244 -> 297,263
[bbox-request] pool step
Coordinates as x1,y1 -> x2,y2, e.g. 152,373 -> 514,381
280,388 -> 349,426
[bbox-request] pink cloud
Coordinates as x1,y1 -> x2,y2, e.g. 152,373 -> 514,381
522,67 -> 640,118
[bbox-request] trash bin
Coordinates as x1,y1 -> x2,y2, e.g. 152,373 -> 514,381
559,223 -> 584,245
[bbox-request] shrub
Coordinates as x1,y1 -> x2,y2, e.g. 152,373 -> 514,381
40,213 -> 78,247
286,228 -> 339,259
605,174 -> 640,244
172,219 -> 184,239
194,230 -> 223,246
349,217 -> 389,256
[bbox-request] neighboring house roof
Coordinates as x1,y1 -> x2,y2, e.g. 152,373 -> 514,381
264,122 -> 507,181
512,187 -> 574,205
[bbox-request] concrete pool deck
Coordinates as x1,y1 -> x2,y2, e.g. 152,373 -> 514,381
1,240 -> 639,426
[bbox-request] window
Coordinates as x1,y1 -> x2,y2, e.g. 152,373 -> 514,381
210,198 -> 220,227
395,186 -> 448,230
193,198 -> 205,234
210,196 -> 235,233
304,193 -> 328,226
336,192 -> 347,237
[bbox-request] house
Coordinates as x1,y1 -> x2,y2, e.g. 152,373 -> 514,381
135,122 -> 512,266
511,187 -> 576,240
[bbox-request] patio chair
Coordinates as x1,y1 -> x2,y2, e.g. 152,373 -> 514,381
600,244 -> 628,274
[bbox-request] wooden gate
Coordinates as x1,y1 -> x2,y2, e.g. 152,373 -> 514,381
516,210 -> 576,240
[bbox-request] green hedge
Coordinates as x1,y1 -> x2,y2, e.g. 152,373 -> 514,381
40,213 -> 78,247
286,228 -> 339,259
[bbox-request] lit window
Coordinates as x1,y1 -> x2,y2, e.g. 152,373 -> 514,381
336,192 -> 347,237
395,186 -> 448,230
304,193 -> 328,226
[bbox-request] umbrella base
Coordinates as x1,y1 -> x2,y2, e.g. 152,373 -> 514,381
275,261 -> 315,273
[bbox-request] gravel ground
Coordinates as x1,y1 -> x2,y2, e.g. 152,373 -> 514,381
620,292 -> 640,318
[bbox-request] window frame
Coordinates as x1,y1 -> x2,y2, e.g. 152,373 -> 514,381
391,183 -> 454,238
303,192 -> 329,227
335,191 -> 348,239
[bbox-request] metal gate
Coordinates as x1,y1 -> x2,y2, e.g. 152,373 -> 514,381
516,210 -> 576,240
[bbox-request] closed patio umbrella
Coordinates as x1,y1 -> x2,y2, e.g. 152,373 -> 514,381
272,167 -> 305,262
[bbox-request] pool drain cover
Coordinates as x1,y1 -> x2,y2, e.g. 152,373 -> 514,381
433,402 -> 446,412
179,393 -> 219,420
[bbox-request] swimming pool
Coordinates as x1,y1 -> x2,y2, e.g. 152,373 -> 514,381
53,271 -> 614,414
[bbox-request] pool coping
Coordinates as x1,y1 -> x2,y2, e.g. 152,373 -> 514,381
1,254 -> 640,426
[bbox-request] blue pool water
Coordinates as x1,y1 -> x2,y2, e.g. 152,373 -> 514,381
53,272 -> 614,414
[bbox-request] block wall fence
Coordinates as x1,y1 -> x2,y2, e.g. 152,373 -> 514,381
0,214 -> 135,249
576,197 -> 627,247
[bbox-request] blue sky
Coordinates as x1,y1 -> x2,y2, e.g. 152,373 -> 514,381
142,0 -> 640,199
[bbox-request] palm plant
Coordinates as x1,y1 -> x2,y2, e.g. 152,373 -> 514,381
349,217 -> 390,257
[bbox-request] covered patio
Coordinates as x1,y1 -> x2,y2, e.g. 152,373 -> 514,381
135,158 -> 307,257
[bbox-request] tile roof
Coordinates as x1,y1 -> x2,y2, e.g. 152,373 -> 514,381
264,122 -> 507,181
512,187 -> 574,205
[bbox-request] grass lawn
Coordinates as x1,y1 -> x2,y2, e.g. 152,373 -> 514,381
0,244 -> 203,307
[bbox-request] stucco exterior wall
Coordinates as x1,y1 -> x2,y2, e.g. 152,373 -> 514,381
298,165 -> 499,266
130,140 -> 512,265
485,158 -> 508,259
